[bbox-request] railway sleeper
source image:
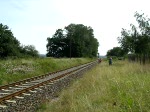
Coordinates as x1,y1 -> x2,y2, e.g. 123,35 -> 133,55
22,93 -> 31,96
5,100 -> 16,103
15,96 -> 24,99
0,104 -> 7,108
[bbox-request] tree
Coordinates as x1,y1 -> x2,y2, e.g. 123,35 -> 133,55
106,47 -> 126,57
118,12 -> 150,64
0,23 -> 21,58
46,29 -> 68,57
0,23 -> 39,59
20,45 -> 39,57
46,24 -> 99,58
64,24 -> 99,57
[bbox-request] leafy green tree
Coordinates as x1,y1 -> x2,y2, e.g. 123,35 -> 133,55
64,24 -> 99,57
106,47 -> 126,57
20,45 -> 39,57
46,24 -> 99,58
0,23 -> 39,59
46,29 -> 68,57
0,23 -> 21,58
118,12 -> 150,64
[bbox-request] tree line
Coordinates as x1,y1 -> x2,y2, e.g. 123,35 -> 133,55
0,23 -> 39,59
0,23 -> 99,59
107,12 -> 150,64
46,24 -> 99,58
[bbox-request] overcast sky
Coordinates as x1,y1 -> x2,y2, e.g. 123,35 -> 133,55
0,0 -> 150,55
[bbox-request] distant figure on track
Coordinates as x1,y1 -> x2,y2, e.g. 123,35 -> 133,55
109,57 -> 112,65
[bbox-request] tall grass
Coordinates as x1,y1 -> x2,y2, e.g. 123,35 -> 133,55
0,58 -> 94,85
37,61 -> 150,112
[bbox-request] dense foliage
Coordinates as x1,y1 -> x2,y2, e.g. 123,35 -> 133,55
0,23 -> 21,58
118,12 -> 150,64
20,45 -> 39,57
0,23 -> 39,59
106,47 -> 127,57
46,24 -> 99,58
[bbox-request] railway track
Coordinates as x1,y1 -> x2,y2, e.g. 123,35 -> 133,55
0,60 -> 97,111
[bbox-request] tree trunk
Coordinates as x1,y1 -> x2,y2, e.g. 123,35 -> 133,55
142,54 -> 146,65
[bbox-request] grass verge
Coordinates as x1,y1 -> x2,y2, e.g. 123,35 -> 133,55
0,58 -> 94,85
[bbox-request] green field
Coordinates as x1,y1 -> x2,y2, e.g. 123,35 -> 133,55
37,60 -> 150,112
0,58 -> 94,85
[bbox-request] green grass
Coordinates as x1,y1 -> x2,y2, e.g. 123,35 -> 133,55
37,60 -> 150,112
0,58 -> 94,85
